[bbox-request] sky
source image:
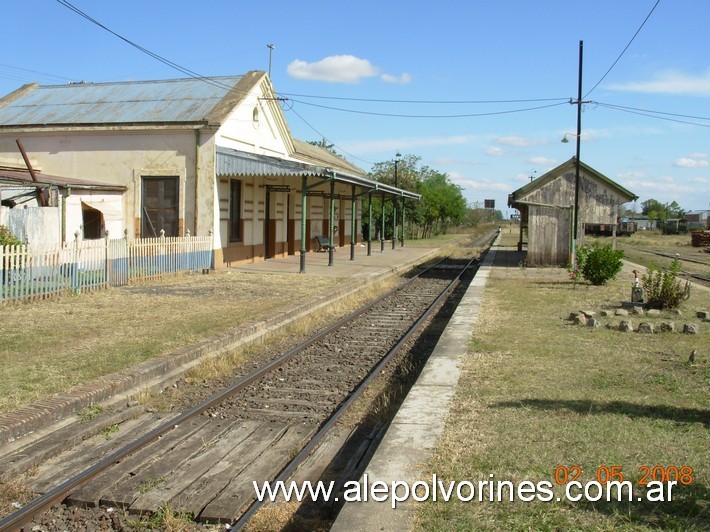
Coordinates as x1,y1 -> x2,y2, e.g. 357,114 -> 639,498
2,0 -> 709,216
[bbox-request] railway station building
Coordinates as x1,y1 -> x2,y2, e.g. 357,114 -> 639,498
508,157 -> 637,266
0,71 -> 419,269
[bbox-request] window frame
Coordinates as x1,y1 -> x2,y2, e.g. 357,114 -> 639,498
229,178 -> 242,243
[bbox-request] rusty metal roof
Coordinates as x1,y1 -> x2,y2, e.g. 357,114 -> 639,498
0,167 -> 126,191
0,76 -> 246,126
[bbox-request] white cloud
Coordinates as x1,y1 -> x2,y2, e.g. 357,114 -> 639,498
516,172 -> 536,182
675,155 -> 710,168
607,69 -> 710,97
345,134 -> 480,153
625,180 -> 696,193
484,146 -> 504,156
432,157 -> 484,166
452,177 -> 511,192
689,177 -> 710,183
287,55 -> 380,83
380,72 -> 412,84
495,135 -> 545,147
528,156 -> 557,165
617,171 -> 648,180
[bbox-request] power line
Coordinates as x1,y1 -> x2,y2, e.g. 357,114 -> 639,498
596,101 -> 710,128
287,98 -> 569,119
584,0 -> 661,98
55,0 -> 242,94
287,107 -> 376,166
278,92 -> 569,105
0,63 -> 75,84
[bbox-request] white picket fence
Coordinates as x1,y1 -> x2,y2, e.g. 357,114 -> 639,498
1,233 -> 213,304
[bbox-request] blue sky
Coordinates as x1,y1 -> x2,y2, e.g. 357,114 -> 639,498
2,0 -> 709,215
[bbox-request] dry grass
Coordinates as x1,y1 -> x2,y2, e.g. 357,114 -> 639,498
415,246 -> 709,530
246,501 -> 327,532
0,478 -> 34,518
0,271 -> 343,413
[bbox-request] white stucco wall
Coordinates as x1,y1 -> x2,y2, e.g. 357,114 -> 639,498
0,130 -> 200,238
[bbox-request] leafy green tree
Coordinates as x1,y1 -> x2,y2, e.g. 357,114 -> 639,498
641,199 -> 685,224
364,155 -> 466,239
307,137 -> 338,155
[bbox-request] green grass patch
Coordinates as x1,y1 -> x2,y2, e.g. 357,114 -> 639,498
415,256 -> 709,530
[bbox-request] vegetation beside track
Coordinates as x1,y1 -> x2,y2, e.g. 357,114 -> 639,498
416,230 -> 709,530
0,227 -> 491,415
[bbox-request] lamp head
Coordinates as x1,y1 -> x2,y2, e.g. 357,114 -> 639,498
561,135 -> 570,143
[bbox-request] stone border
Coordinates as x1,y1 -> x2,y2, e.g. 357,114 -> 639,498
568,308 -> 707,334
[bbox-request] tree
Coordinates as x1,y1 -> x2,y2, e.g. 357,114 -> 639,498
365,155 -> 467,239
641,199 -> 685,224
307,137 -> 338,155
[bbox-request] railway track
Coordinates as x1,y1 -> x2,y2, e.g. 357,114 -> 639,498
632,247 -> 710,285
0,234 -> 494,531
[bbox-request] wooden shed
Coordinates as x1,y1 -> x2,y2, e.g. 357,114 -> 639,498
508,157 -> 637,266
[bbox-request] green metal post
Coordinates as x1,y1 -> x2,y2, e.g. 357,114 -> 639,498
328,176 -> 335,266
350,185 -> 356,261
380,193 -> 385,252
367,191 -> 372,256
299,175 -> 307,273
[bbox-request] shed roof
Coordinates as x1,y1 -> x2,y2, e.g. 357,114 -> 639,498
0,166 -> 126,191
0,74 -> 258,127
508,157 -> 637,207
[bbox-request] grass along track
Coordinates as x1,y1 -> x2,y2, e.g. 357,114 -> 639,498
415,233 -> 709,530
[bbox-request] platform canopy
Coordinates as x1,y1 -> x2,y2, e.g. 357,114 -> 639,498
216,146 -> 420,200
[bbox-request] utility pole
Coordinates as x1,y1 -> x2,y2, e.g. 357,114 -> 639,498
573,40 -> 583,242
267,44 -> 275,78
570,40 -> 591,265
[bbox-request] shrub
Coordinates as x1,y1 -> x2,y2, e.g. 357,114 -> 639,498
641,258 -> 691,310
578,242 -> 624,285
0,225 -> 22,247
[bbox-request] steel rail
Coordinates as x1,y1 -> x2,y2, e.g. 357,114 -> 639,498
232,254 -> 479,529
638,247 -> 710,267
0,255 -> 455,531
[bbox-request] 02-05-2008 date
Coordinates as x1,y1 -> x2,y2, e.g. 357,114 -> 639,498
554,465 -> 694,486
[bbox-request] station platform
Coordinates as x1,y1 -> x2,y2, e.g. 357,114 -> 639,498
228,242 -> 441,279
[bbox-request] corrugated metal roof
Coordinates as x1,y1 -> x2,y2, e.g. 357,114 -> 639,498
291,139 -> 366,177
217,148 -> 314,177
216,147 -> 421,200
0,76 -> 244,126
0,167 -> 126,191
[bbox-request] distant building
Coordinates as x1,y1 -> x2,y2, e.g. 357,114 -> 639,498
508,158 -> 637,266
685,210 -> 710,230
626,215 -> 655,231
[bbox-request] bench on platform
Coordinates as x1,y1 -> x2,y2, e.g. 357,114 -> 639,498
314,236 -> 335,252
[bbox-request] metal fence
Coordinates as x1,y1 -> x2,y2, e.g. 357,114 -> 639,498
1,232 -> 213,304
